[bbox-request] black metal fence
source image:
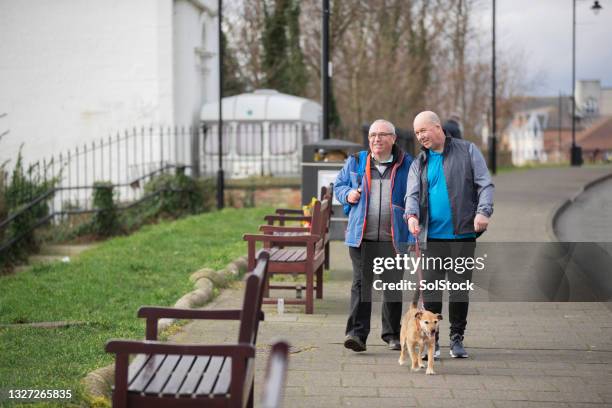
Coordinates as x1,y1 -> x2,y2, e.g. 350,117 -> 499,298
1,122 -> 319,215
0,164 -> 196,258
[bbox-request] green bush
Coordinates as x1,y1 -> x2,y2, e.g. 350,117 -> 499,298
1,151 -> 57,267
90,182 -> 122,238
144,167 -> 206,214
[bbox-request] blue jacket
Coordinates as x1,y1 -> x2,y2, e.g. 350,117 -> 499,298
334,146 -> 414,252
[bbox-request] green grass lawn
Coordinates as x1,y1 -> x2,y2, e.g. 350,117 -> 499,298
0,207 -> 272,407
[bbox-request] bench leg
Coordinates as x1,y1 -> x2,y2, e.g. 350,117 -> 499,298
247,379 -> 254,408
316,264 -> 323,299
306,265 -> 314,314
325,241 -> 330,270
264,273 -> 271,298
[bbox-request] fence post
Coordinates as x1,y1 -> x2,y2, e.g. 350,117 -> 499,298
191,125 -> 201,178
0,167 -> 5,244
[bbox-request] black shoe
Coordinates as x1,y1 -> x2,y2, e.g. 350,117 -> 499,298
344,335 -> 366,352
386,338 -> 401,351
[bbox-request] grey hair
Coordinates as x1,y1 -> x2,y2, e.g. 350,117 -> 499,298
369,119 -> 396,135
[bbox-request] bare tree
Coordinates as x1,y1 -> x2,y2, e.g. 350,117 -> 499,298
225,0 -> 534,144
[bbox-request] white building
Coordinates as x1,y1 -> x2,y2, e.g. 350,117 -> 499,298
576,80 -> 612,116
504,80 -> 612,166
0,0 -> 220,173
507,109 -> 548,166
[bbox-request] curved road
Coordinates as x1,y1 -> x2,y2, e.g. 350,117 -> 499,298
555,175 -> 612,242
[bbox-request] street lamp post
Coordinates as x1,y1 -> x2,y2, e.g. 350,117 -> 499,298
489,0 -> 497,174
571,0 -> 581,166
321,0 -> 330,140
571,0 -> 602,166
217,0 -> 225,209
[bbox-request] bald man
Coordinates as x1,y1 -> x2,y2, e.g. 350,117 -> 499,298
405,111 -> 494,359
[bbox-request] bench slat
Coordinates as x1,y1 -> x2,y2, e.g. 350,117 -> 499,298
287,249 -> 306,262
177,355 -> 210,395
212,356 -> 232,396
128,354 -> 167,392
195,356 -> 226,395
160,355 -> 195,396
143,354 -> 181,395
128,354 -> 151,385
269,248 -> 291,262
270,248 -> 306,262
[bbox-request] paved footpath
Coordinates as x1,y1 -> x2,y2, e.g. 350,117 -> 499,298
173,165 -> 612,408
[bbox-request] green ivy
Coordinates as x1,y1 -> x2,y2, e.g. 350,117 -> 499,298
1,150 -> 58,268
90,182 -> 122,238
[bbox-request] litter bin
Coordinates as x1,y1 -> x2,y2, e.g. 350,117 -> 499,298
301,139 -> 363,240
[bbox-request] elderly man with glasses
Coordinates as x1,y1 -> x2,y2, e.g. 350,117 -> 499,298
335,119 -> 414,352
406,110 -> 494,360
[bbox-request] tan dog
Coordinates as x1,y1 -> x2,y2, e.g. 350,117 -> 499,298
398,302 -> 443,375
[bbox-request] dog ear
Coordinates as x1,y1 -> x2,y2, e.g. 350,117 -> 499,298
436,314 -> 443,321
415,311 -> 423,320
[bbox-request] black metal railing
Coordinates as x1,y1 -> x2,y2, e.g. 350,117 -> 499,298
0,164 -> 197,257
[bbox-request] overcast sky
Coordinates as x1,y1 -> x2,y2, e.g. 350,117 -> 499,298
474,0 -> 612,96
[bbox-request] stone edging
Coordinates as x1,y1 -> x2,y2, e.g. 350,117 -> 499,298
548,171 -> 612,241
81,255 -> 249,403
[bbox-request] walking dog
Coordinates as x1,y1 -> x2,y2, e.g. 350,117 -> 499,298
398,301 -> 442,375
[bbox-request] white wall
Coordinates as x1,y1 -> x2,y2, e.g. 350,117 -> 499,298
0,0 -> 175,170
600,88 -> 612,116
509,113 -> 547,166
172,0 -> 219,166
173,0 -> 219,126
575,80 -> 602,116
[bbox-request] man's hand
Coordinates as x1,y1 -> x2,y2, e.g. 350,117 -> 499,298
407,216 -> 420,235
347,188 -> 361,204
474,213 -> 489,232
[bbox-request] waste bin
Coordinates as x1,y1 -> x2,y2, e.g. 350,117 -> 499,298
301,139 -> 363,240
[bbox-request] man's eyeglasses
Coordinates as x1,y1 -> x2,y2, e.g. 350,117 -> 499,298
368,132 -> 395,140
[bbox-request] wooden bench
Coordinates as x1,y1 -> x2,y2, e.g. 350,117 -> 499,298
105,251 -> 270,408
244,199 -> 328,314
260,341 -> 290,408
264,184 -> 333,271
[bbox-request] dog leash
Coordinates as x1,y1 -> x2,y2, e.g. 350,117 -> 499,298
414,235 -> 425,311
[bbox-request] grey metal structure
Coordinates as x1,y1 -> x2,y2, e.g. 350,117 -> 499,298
301,138 -> 362,240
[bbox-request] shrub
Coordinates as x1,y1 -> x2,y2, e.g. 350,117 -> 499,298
1,151 -> 57,267
143,167 -> 214,216
90,182 -> 122,238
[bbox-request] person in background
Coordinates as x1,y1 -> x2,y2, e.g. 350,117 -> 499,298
443,112 -> 463,139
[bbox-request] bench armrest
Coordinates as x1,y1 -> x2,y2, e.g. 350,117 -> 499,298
275,208 -> 303,215
106,339 -> 255,358
264,214 -> 311,225
137,307 -> 264,340
259,225 -> 310,233
243,233 -> 320,244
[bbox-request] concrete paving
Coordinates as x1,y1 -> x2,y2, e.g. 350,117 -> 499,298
172,165 -> 612,407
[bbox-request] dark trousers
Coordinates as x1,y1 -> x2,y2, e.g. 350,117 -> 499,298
345,243 -> 402,343
422,238 -> 476,339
